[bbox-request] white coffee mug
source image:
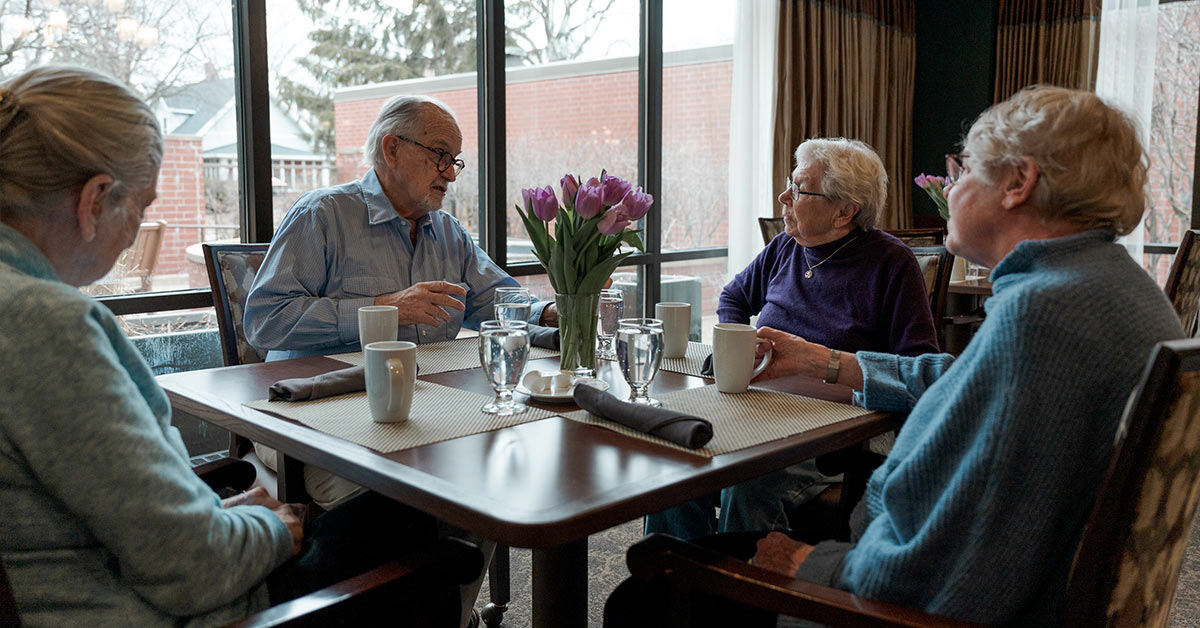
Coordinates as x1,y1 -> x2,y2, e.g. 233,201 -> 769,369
655,302 -> 691,359
712,323 -> 773,393
358,305 -> 398,349
365,341 -> 416,423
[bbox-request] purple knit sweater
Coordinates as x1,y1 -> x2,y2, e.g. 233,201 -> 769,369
718,228 -> 939,356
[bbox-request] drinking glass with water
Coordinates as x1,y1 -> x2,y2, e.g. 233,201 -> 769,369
479,320 -> 529,415
616,318 -> 664,407
596,288 -> 624,360
494,287 -> 533,323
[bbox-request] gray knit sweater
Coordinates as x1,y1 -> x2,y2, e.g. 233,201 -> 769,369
0,224 -> 293,627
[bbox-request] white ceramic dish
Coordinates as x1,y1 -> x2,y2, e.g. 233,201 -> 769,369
515,376 -> 609,403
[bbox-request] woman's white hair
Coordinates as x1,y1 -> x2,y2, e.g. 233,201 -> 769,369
362,94 -> 459,171
965,85 -> 1147,235
0,65 -> 162,221
794,138 -> 887,230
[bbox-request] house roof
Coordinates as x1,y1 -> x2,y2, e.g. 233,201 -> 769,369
162,77 -> 236,136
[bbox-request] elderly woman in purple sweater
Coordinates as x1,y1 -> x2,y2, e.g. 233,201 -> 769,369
646,137 -> 939,539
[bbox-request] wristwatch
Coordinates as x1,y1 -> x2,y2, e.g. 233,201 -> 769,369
824,349 -> 841,385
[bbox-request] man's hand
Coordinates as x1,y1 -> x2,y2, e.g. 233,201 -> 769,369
222,487 -> 304,555
752,326 -> 828,382
539,303 -> 558,327
375,281 -> 467,327
752,531 -> 814,576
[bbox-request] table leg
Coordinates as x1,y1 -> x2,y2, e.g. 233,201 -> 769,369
532,539 -> 588,628
277,454 -> 307,503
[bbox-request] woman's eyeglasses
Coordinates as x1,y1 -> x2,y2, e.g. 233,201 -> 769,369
783,179 -> 830,203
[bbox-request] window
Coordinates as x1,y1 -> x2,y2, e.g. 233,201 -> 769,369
1144,0 -> 1199,282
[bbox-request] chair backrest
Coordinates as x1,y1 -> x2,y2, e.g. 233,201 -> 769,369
0,552 -> 20,627
1065,338 -> 1200,626
1164,229 -> 1200,337
758,217 -> 785,245
884,227 -> 945,247
114,220 -> 167,292
909,245 -> 953,349
202,243 -> 270,366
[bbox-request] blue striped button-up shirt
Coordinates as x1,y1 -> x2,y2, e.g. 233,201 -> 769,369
244,169 -> 543,360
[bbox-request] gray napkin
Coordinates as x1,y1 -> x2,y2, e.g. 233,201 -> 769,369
269,365 -> 365,401
529,324 -> 560,350
573,383 -> 713,449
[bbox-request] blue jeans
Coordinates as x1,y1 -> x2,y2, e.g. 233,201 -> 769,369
644,459 -> 833,539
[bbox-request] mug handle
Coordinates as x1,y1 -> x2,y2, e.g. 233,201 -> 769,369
385,357 -> 406,416
749,338 -> 773,380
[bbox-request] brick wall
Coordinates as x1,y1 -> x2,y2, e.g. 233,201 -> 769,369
333,51 -> 732,251
145,135 -> 205,276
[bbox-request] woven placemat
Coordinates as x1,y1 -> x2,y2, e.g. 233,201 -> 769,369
245,380 -> 557,453
564,383 -> 869,457
600,341 -> 712,378
329,337 -> 559,374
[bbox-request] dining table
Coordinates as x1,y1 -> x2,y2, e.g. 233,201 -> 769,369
157,340 -> 898,628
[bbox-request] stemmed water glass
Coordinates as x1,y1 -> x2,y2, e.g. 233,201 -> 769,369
494,287 -> 533,323
596,288 -> 624,360
479,320 -> 529,415
615,318 -> 664,407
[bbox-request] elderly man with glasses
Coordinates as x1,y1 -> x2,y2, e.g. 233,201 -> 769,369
243,95 -> 546,628
245,94 -> 553,367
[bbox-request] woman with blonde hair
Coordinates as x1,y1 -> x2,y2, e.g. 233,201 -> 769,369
0,66 -> 461,627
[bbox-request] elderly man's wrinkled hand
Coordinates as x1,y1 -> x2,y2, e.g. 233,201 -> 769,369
752,531 -> 814,576
752,326 -> 828,382
376,281 -> 467,327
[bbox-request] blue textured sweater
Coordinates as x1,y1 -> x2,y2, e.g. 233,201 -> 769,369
793,230 -> 1184,625
0,224 -> 293,627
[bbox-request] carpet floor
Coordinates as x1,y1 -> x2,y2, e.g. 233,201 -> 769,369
475,515 -> 1200,627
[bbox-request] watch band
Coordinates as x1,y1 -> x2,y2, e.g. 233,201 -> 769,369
824,349 -> 841,384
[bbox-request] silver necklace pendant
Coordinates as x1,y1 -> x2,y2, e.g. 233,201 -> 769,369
804,269 -> 813,279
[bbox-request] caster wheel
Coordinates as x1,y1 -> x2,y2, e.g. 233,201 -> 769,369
480,602 -> 507,627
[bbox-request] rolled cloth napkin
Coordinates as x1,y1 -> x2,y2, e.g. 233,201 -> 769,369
528,324 -> 559,350
269,365 -> 366,401
573,383 -> 713,449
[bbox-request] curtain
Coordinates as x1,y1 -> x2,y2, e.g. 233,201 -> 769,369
772,0 -> 916,230
1095,0 -> 1157,263
994,0 -> 1103,102
727,0 -> 780,274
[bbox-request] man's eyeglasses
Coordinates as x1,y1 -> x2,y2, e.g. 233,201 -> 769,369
783,179 -> 829,203
945,153 -> 969,184
393,134 -> 466,176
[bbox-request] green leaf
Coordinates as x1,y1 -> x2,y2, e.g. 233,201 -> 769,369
548,245 -> 565,294
516,205 -> 553,267
619,229 -> 644,252
578,251 -> 634,294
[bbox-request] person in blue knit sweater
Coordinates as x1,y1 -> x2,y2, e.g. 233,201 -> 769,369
607,86 -> 1186,626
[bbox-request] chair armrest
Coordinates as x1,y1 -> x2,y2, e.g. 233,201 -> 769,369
226,537 -> 482,628
194,456 -> 258,493
627,534 -> 985,628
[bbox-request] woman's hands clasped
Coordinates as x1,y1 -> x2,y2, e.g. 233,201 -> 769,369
223,486 -> 305,555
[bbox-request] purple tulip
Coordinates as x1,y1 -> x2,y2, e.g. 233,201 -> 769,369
600,172 -> 633,206
914,174 -> 929,188
617,186 -> 653,220
529,185 -> 559,221
560,174 -> 580,211
597,205 -> 632,235
574,179 -> 604,218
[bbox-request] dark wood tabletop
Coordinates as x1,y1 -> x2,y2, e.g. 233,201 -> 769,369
948,278 -> 993,295
160,355 -> 896,548
159,352 -> 896,627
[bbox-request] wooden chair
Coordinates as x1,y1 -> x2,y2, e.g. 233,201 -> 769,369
0,537 -> 481,628
884,227 -> 945,247
200,243 -> 513,627
619,337 -> 1200,627
117,220 -> 167,292
1164,229 -> 1200,337
910,245 -> 954,350
757,217 -> 785,245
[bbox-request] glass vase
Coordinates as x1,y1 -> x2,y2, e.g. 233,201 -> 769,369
555,292 -> 601,378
